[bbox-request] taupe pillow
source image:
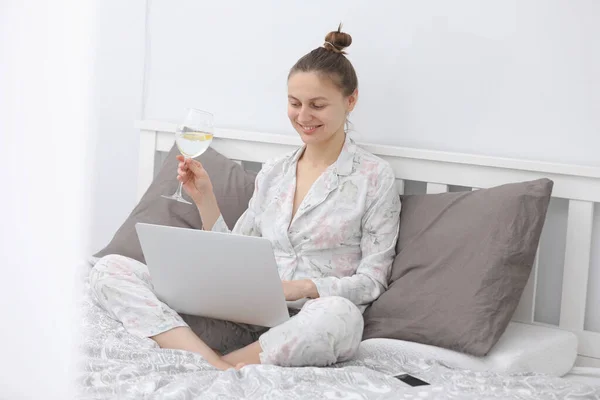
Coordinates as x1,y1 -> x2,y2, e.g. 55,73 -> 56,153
363,179 -> 553,356
94,144 -> 257,263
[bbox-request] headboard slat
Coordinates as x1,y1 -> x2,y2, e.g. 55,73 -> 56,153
513,249 -> 540,323
560,200 -> 594,331
426,183 -> 449,194
137,129 -> 158,200
395,179 -> 405,196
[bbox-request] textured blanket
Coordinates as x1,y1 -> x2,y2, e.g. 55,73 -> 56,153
77,278 -> 600,399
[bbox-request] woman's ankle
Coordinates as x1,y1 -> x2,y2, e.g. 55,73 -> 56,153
211,357 -> 235,371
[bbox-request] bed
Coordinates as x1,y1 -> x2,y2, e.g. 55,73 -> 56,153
77,120 -> 600,399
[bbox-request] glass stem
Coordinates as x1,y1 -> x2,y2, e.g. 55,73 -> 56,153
175,182 -> 184,199
176,156 -> 188,199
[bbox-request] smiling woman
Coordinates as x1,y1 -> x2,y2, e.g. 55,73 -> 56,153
89,24 -> 401,372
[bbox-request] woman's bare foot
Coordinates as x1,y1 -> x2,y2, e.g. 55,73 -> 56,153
235,363 -> 246,370
213,359 -> 236,371
221,341 -> 262,366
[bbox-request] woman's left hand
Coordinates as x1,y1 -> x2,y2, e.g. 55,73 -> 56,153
282,280 -> 319,301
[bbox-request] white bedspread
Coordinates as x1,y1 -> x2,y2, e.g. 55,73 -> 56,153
77,277 -> 600,399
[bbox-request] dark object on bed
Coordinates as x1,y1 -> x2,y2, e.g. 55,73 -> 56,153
394,373 -> 430,387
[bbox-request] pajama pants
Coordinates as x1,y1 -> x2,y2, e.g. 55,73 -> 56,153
89,254 -> 364,367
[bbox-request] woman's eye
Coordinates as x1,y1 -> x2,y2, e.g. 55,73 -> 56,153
290,103 -> 301,108
312,104 -> 326,110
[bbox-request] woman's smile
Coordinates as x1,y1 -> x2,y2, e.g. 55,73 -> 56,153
296,123 -> 323,134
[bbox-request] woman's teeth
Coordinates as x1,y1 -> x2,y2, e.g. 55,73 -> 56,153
299,124 -> 320,133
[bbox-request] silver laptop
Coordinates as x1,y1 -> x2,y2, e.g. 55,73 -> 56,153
135,222 -> 289,328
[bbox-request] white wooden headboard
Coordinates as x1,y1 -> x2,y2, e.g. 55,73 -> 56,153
136,119 -> 600,367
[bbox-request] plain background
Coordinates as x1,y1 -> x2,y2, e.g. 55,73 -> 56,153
1,1 -> 599,397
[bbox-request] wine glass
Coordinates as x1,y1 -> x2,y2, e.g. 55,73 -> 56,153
162,108 -> 214,204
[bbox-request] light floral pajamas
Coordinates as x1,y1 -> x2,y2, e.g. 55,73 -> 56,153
90,134 -> 401,367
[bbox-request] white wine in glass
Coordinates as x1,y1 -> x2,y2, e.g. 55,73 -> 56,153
162,108 -> 214,204
177,129 -> 214,158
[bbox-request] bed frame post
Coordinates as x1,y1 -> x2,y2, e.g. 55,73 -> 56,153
137,128 -> 157,201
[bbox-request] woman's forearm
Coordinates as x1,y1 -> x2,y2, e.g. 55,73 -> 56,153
195,191 -> 222,231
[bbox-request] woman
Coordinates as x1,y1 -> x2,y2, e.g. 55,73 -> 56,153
90,26 -> 401,371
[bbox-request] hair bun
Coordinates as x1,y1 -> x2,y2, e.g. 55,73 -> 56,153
324,24 -> 352,54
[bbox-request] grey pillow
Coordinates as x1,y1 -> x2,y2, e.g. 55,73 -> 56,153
94,144 -> 257,263
363,178 -> 553,356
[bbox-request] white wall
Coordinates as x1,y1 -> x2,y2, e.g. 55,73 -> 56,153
88,0 -> 147,253
144,0 -> 600,166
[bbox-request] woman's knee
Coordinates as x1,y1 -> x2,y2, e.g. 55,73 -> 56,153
89,254 -> 151,295
303,297 -> 364,363
305,296 -> 364,331
260,296 -> 363,367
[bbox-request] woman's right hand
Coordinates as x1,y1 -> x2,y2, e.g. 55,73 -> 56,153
176,155 -> 214,205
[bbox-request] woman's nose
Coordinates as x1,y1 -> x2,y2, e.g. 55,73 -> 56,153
297,106 -> 312,122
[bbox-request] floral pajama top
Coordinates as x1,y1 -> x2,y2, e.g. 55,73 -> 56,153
211,134 -> 402,311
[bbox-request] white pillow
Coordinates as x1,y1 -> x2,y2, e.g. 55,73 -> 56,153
360,322 -> 577,376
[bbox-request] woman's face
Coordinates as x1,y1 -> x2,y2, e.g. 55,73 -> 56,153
287,71 -> 357,146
